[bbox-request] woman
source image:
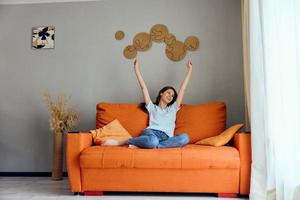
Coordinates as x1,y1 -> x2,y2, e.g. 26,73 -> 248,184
127,58 -> 192,148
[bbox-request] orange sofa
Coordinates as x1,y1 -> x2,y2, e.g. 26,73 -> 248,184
66,102 -> 251,196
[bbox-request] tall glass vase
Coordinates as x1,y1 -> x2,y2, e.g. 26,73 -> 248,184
52,130 -> 63,180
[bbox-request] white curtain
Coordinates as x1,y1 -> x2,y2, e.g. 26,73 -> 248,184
249,0 -> 300,200
241,0 -> 251,132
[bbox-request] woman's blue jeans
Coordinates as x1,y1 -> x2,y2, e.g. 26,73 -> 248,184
127,128 -> 189,149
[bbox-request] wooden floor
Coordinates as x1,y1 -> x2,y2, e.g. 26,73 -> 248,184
0,177 -> 249,200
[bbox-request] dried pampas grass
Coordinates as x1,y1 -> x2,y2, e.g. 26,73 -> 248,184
43,91 -> 79,134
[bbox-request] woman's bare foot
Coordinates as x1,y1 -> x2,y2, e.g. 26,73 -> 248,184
102,139 -> 120,146
128,144 -> 140,149
102,139 -> 127,146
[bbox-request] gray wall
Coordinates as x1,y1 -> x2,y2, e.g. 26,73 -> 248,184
0,0 -> 244,172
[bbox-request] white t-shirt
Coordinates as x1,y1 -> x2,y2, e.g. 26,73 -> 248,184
145,101 -> 180,137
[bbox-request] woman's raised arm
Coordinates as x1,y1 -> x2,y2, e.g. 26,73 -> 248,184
134,58 -> 151,105
176,60 -> 193,106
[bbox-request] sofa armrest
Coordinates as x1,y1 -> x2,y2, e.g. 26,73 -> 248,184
66,132 -> 92,192
233,132 -> 251,195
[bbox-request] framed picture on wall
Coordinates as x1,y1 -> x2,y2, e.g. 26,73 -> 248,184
32,26 -> 55,49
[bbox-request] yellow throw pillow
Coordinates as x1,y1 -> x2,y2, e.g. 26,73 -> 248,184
90,119 -> 132,146
195,124 -> 244,147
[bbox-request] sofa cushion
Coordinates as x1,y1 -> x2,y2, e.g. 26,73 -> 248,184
175,102 -> 226,143
195,124 -> 244,147
80,144 -> 239,169
96,103 -> 148,137
181,144 -> 240,169
90,119 -> 132,145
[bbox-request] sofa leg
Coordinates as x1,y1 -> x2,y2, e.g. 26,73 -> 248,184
84,191 -> 104,196
217,193 -> 238,198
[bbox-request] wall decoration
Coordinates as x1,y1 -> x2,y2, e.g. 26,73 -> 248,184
133,32 -> 152,51
120,24 -> 200,61
164,33 -> 176,46
165,40 -> 187,61
184,36 -> 200,51
115,30 -> 125,40
32,26 -> 55,49
123,45 -> 137,59
150,24 -> 169,42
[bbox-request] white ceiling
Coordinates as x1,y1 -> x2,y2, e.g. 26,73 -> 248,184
0,0 -> 100,4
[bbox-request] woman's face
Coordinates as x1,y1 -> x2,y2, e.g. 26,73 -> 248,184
160,89 -> 175,104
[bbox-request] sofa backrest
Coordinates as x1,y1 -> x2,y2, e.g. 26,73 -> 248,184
96,102 -> 226,143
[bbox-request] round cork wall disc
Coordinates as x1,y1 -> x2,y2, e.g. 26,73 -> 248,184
133,32 -> 152,52
150,24 -> 169,42
123,45 -> 137,59
164,33 -> 176,46
165,40 -> 187,61
115,31 -> 125,40
184,36 -> 200,51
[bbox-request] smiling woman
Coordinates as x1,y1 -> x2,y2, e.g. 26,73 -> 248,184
124,58 -> 192,149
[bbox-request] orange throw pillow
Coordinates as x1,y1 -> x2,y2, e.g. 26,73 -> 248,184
195,124 -> 244,147
96,103 -> 148,137
175,102 -> 226,143
90,119 -> 132,145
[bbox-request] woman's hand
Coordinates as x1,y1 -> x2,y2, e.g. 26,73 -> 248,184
133,58 -> 140,71
187,60 -> 193,70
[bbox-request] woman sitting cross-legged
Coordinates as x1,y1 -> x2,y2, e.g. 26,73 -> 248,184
127,58 -> 192,149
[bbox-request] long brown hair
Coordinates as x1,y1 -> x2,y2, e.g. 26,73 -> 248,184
139,86 -> 178,112
155,86 -> 178,106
